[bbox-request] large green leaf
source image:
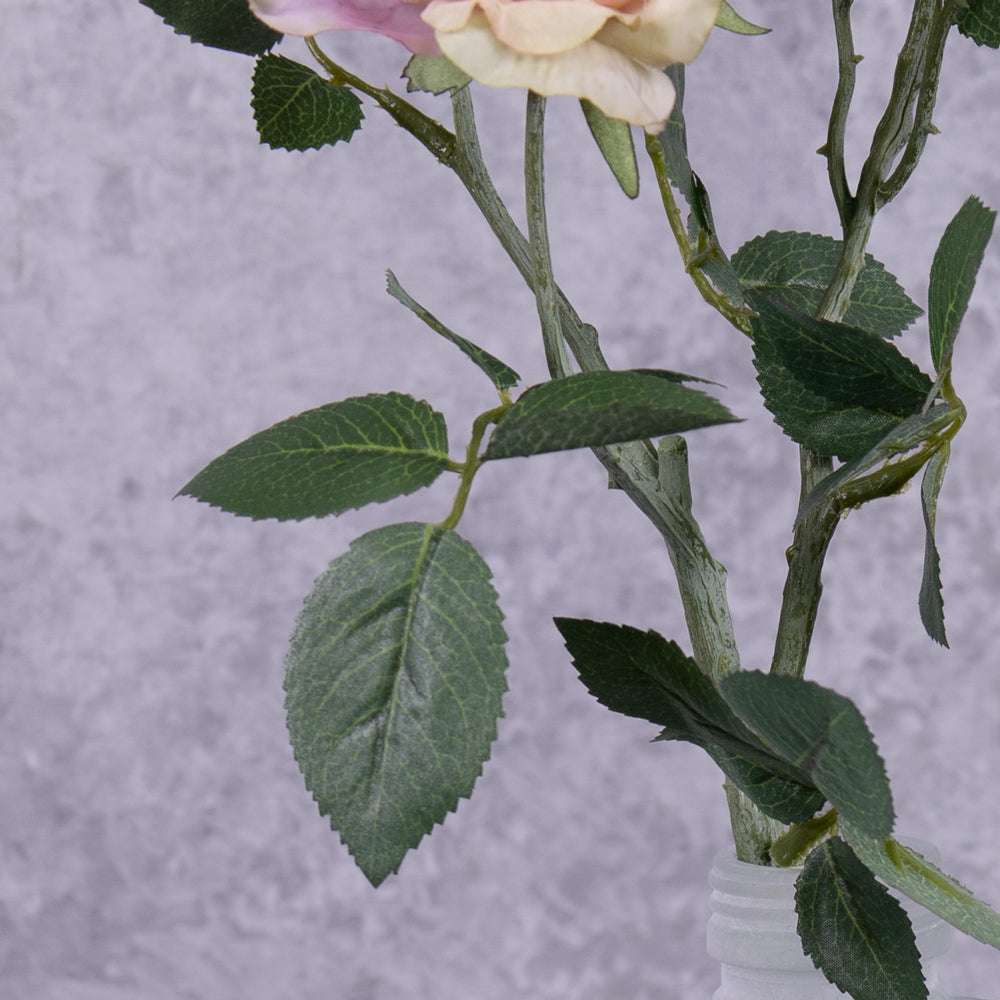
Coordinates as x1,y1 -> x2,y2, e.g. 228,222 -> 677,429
748,293 -> 932,461
179,393 -> 450,521
918,445 -> 950,646
928,196 -> 996,371
386,270 -> 520,391
796,838 -> 926,1000
138,0 -> 281,54
580,100 -> 639,199
720,672 -> 895,839
252,55 -> 364,151
956,0 -> 1000,47
734,232 -> 922,338
840,819 -> 1000,950
555,619 -> 824,824
286,522 -> 508,886
483,371 -> 736,460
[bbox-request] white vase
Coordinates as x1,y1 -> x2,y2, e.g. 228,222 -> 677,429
706,845 -> 960,1000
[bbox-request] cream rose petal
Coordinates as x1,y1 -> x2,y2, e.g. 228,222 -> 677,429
435,13 -> 677,132
597,0 -> 722,65
423,0 -> 639,56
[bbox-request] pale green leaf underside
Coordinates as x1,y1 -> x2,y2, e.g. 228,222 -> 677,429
735,231 -> 922,338
386,270 -> 520,390
581,99 -> 639,199
841,819 -> 1000,951
403,54 -> 471,94
720,672 -> 894,839
286,522 -> 508,886
796,838 -> 926,1000
179,392 -> 449,520
716,0 -> 770,33
252,54 -> 363,151
928,195 -> 996,371
484,370 -> 736,460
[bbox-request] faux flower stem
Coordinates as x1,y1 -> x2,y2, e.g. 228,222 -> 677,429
772,0 -> 957,682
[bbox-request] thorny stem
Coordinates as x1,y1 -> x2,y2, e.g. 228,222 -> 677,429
772,0 -> 958,682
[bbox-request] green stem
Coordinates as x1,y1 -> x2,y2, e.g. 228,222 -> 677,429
771,0 -> 955,682
523,93 -> 573,379
438,403 -> 510,531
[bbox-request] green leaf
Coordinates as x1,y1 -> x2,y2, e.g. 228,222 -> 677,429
580,100 -> 639,199
178,393 -> 450,521
716,1 -> 771,34
956,0 -> 1000,47
657,65 -> 697,209
796,838 -> 927,1000
252,55 -> 364,151
286,522 -> 508,886
919,444 -> 950,646
720,671 -> 895,839
386,270 -> 520,391
748,293 -> 933,461
733,232 -> 922,338
555,619 -> 824,824
139,0 -> 281,54
403,54 -> 471,94
928,196 -> 996,371
797,405 -> 959,523
840,819 -> 1000,950
483,371 -> 737,461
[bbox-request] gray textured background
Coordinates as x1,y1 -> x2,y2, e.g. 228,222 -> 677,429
4,2 -> 1000,998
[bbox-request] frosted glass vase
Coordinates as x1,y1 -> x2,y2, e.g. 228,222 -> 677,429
706,846 -> 958,1000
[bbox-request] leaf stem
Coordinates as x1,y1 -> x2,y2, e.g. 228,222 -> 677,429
438,403 -> 510,531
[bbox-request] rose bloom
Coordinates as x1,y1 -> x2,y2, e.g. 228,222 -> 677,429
250,0 -> 722,132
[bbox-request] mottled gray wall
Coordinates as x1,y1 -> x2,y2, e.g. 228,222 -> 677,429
4,2 -> 1000,998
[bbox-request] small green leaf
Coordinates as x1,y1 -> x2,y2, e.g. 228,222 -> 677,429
555,619 -> 824,824
252,54 -> 364,151
403,54 -> 471,94
484,371 -> 737,461
720,671 -> 895,839
919,444 -> 950,646
580,100 -> 639,199
956,0 -> 1000,47
386,270 -> 520,391
748,293 -> 933,461
139,0 -> 281,54
286,522 -> 508,886
734,232 -> 922,338
657,65 -> 696,208
179,393 -> 450,521
796,838 -> 927,1000
840,820 -> 1000,950
716,1 -> 771,34
928,196 -> 996,371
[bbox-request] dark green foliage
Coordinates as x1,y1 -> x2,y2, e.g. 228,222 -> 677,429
555,619 -> 824,824
179,393 -> 449,520
484,371 -> 737,460
139,0 -> 281,54
956,0 -> 1000,47
748,293 -> 932,461
252,55 -> 364,151
796,838 -> 926,1000
285,523 -> 508,885
720,671 -> 894,839
928,196 -> 996,371
734,231 -> 922,338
